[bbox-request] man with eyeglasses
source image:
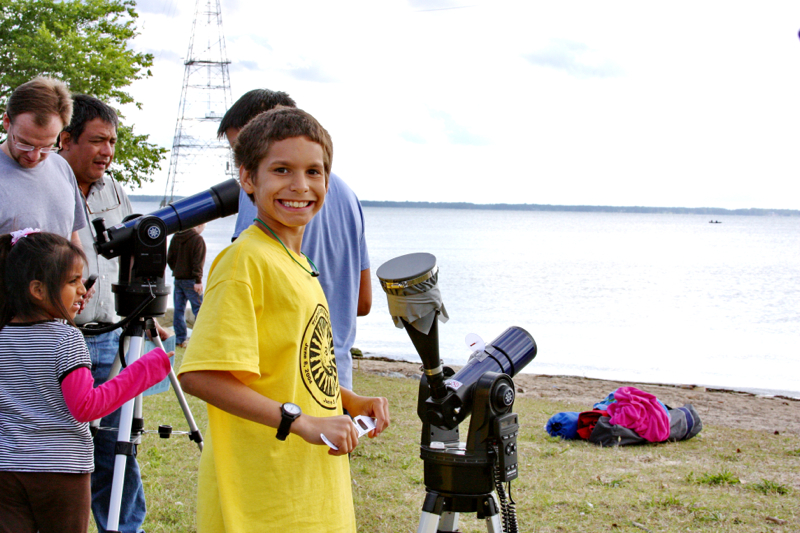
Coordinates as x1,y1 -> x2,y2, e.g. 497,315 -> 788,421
0,77 -> 86,245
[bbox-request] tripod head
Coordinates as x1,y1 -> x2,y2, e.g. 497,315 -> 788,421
377,253 -> 537,499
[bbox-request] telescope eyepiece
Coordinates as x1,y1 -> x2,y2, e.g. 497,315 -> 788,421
92,218 -> 107,244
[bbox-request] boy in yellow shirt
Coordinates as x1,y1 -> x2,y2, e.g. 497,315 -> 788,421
178,107 -> 389,532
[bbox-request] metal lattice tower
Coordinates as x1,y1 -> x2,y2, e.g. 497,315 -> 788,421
161,0 -> 234,206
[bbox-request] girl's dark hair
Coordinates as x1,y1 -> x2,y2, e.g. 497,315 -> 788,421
0,232 -> 87,329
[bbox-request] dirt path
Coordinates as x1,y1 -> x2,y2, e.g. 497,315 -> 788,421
355,357 -> 800,436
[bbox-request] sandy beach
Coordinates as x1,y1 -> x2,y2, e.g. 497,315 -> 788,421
355,356 -> 800,437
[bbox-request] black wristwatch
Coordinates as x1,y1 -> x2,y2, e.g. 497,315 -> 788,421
276,402 -> 302,441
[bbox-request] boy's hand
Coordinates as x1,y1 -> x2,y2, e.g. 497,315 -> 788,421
294,414 -> 359,456
341,391 -> 390,438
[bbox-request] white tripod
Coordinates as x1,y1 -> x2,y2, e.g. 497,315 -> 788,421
103,316 -> 203,533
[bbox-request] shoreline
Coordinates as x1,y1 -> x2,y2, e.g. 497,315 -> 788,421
357,354 -> 800,401
354,355 -> 800,436
517,372 -> 800,402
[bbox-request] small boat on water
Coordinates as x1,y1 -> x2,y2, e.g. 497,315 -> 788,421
709,220 -> 722,224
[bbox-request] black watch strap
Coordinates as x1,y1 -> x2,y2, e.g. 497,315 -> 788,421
276,417 -> 293,441
276,403 -> 301,441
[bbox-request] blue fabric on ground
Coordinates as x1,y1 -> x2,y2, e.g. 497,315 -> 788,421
546,411 -> 580,439
593,390 -> 618,410
657,399 -> 669,415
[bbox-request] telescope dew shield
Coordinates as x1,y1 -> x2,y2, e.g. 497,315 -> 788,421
377,252 -> 449,334
377,253 -> 450,399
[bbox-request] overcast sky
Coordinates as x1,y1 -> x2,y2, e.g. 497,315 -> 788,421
123,0 -> 800,210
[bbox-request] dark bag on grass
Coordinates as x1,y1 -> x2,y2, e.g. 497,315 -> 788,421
666,404 -> 702,441
588,417 -> 646,446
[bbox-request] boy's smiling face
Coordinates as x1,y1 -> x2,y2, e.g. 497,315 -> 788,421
241,135 -> 328,248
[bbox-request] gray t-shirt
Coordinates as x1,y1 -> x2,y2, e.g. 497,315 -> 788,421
0,150 -> 86,238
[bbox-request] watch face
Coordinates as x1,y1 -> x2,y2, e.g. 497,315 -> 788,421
284,403 -> 301,416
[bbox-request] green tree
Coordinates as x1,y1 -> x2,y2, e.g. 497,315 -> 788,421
0,0 -> 167,188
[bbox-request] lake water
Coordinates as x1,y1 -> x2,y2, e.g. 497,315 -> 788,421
132,201 -> 800,399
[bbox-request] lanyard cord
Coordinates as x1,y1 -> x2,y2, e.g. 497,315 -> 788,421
254,218 -> 319,277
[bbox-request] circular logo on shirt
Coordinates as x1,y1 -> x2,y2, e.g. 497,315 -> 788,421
300,304 -> 339,409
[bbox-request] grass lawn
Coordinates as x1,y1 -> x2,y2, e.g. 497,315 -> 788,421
91,349 -> 799,532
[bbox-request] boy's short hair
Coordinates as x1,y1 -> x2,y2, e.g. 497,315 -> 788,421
217,89 -> 297,139
5,77 -> 72,128
62,94 -> 118,141
234,107 -> 333,199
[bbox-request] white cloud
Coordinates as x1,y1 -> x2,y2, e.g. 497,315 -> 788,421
123,0 -> 800,210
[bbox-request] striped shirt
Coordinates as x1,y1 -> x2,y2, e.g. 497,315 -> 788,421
0,320 -> 93,473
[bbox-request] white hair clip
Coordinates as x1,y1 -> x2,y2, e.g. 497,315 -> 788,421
10,228 -> 41,246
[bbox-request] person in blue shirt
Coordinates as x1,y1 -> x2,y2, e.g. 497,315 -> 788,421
219,89 -> 371,390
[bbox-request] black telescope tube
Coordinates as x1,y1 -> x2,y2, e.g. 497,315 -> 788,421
450,326 -> 537,388
143,179 -> 240,234
95,179 -> 240,259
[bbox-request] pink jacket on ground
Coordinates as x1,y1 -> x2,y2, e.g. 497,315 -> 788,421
607,386 -> 670,442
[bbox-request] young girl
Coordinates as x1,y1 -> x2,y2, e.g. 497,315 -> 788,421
0,229 -> 172,533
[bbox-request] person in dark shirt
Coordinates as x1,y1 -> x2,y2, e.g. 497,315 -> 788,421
167,223 -> 206,347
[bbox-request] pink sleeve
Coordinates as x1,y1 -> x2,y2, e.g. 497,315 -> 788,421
61,348 -> 172,423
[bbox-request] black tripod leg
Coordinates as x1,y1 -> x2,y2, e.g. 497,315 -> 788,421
418,491 -> 444,533
418,491 -> 503,533
478,493 -> 503,533
417,491 -> 462,533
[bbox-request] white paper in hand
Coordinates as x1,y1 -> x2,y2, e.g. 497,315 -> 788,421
321,415 -> 377,450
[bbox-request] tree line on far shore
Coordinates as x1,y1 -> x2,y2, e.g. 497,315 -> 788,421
358,201 -> 800,217
127,195 -> 799,217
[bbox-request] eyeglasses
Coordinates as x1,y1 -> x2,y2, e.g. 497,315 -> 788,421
10,132 -> 59,154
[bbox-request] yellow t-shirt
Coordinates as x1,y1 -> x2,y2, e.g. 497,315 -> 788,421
179,225 -> 355,533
